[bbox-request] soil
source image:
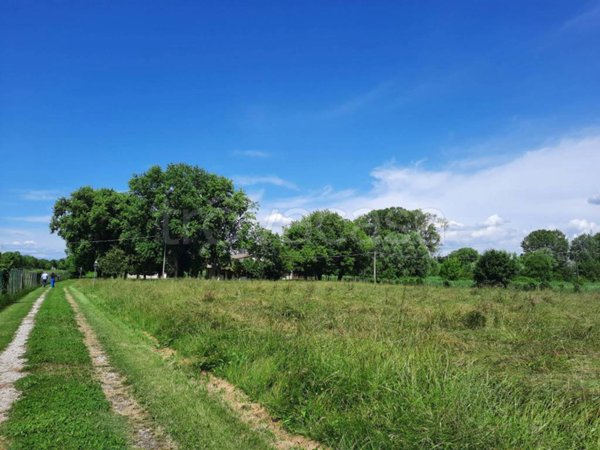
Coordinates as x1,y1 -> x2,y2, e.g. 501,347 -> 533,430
0,291 -> 47,424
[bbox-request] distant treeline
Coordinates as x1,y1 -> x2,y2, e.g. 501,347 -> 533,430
50,163 -> 600,287
0,251 -> 67,272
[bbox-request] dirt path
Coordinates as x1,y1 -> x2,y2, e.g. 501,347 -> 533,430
0,291 -> 47,424
65,289 -> 176,450
144,334 -> 325,450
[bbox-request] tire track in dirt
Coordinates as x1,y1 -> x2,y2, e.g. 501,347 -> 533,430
144,334 -> 325,450
0,291 -> 47,425
65,289 -> 176,450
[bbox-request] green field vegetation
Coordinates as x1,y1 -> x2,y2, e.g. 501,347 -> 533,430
0,288 -> 130,449
68,286 -> 275,450
76,279 -> 600,449
0,288 -> 42,352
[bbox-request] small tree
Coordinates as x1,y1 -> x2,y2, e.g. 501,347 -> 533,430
98,248 -> 130,278
521,229 -> 569,271
440,257 -> 463,281
235,225 -> 290,280
520,250 -> 555,282
474,250 -> 518,287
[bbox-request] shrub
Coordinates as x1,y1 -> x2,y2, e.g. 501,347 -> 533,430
440,257 -> 462,281
520,250 -> 555,282
474,250 -> 518,288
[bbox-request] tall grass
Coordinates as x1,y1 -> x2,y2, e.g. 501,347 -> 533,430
78,279 -> 600,449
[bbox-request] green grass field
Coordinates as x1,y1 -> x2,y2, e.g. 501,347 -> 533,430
0,288 -> 43,352
0,287 -> 130,449
73,279 -> 600,449
1,280 -> 598,449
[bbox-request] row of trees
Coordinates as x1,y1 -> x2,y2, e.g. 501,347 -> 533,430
0,251 -> 65,271
50,163 -> 600,286
439,229 -> 600,286
50,164 -> 441,280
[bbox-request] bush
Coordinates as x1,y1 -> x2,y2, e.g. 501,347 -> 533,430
520,250 -> 555,282
474,250 -> 518,288
440,257 -> 462,281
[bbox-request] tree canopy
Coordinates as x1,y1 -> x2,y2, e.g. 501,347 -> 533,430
474,250 -> 518,287
355,207 -> 441,253
569,233 -> 600,281
284,211 -> 371,280
50,164 -> 254,277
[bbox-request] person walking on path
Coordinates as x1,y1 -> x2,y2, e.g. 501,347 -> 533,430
41,272 -> 49,287
50,272 -> 56,288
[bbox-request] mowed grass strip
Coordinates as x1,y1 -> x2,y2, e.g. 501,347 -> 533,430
69,287 -> 275,450
0,288 -> 44,353
78,279 -> 600,449
0,286 -> 129,450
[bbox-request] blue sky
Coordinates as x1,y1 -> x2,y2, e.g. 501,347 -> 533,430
1,1 -> 600,259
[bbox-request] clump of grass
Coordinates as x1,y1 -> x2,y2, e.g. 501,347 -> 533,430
462,310 -> 486,329
202,291 -> 217,302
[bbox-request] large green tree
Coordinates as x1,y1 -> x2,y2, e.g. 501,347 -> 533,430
127,164 -> 254,277
355,207 -> 441,253
50,187 -> 129,272
521,229 -> 569,267
373,232 -> 431,279
569,233 -> 600,281
234,225 -> 290,280
284,211 -> 371,280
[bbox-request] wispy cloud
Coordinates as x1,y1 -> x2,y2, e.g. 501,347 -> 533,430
567,218 -> 599,234
321,82 -> 395,118
561,3 -> 600,32
232,150 -> 271,158
0,227 -> 65,259
19,190 -> 61,201
233,175 -> 298,190
6,215 -> 52,224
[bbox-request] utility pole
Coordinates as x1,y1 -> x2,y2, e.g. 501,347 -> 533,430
162,241 -> 167,279
93,260 -> 98,286
373,251 -> 377,284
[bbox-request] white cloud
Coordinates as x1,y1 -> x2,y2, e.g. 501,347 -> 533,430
258,133 -> 600,253
482,214 -> 505,227
0,227 -> 65,259
261,211 -> 295,230
567,218 -> 599,234
20,190 -> 61,201
589,194 -> 600,205
322,82 -> 395,118
6,215 -> 51,224
233,150 -> 270,158
233,175 -> 298,190
561,4 -> 600,32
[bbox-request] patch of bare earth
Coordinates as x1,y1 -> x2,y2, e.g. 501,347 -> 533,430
0,291 -> 47,424
65,289 -> 176,450
144,333 -> 325,450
